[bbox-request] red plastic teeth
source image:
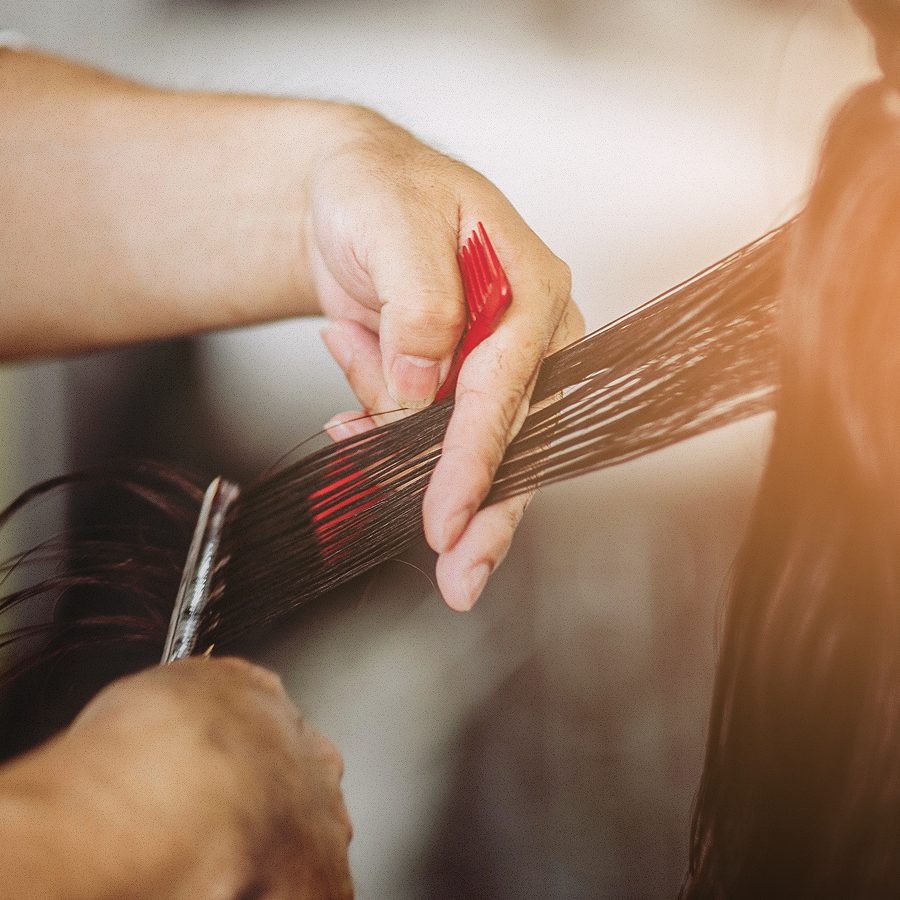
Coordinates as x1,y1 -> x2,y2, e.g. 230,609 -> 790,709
435,222 -> 512,402
313,223 -> 512,559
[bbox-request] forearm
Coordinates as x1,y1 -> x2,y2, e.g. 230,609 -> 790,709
0,49 -> 357,358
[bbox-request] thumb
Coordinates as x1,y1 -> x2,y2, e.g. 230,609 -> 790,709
371,224 -> 466,409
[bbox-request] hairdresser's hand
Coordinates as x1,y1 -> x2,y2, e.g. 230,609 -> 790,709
1,658 -> 353,899
310,110 -> 584,611
0,51 -> 583,610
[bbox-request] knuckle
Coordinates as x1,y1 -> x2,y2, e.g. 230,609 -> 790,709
546,298 -> 586,355
215,657 -> 286,696
555,257 -> 573,297
455,382 -> 532,470
534,254 -> 573,320
532,252 -> 571,298
569,300 -> 586,337
253,666 -> 286,696
392,294 -> 465,340
318,735 -> 345,777
213,656 -> 256,676
80,678 -> 141,723
559,299 -> 586,344
504,499 -> 527,532
332,799 -> 354,844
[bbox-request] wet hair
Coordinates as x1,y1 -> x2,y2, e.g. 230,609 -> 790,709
6,6 -> 900,892
0,223 -> 786,753
682,72 -> 900,900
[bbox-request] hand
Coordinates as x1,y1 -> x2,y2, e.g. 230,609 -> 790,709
308,110 -> 585,610
10,658 -> 353,899
0,51 -> 584,611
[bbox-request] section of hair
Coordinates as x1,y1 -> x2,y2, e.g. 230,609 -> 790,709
0,461 -> 204,756
683,82 -> 900,899
209,224 -> 786,646
0,224 -> 787,751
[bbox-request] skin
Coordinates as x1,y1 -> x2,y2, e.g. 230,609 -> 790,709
0,48 -> 584,611
0,44 -> 582,893
0,658 -> 353,898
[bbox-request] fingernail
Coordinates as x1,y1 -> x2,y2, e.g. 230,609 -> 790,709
321,324 -> 354,371
436,507 -> 473,554
389,355 -> 441,408
462,562 -> 492,611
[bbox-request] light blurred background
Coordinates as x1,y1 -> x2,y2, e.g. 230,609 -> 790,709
0,1 -> 877,897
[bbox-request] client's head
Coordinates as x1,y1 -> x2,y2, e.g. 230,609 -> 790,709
683,15 -> 900,900
781,78 -> 900,493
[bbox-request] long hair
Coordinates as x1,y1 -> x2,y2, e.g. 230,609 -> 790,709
0,225 -> 786,757
683,80 -> 900,898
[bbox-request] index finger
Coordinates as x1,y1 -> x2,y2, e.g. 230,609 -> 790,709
422,238 -> 573,555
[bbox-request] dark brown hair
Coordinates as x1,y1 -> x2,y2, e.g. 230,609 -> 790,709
683,80 -> 900,898
0,225 -> 786,753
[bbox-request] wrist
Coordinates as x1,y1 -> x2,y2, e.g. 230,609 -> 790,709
291,101 -> 404,305
121,92 -> 389,329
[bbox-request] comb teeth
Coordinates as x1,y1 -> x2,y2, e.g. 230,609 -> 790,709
279,225 -> 511,606
204,222 -> 789,649
435,222 -> 513,402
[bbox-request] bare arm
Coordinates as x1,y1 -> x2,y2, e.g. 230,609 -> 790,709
0,46 -> 583,610
0,49 -> 365,357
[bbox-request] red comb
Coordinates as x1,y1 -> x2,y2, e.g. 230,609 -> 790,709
435,222 -> 512,401
311,223 -> 511,558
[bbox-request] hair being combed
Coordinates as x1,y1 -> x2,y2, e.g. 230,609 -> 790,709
212,224 -> 785,645
0,223 -> 787,741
